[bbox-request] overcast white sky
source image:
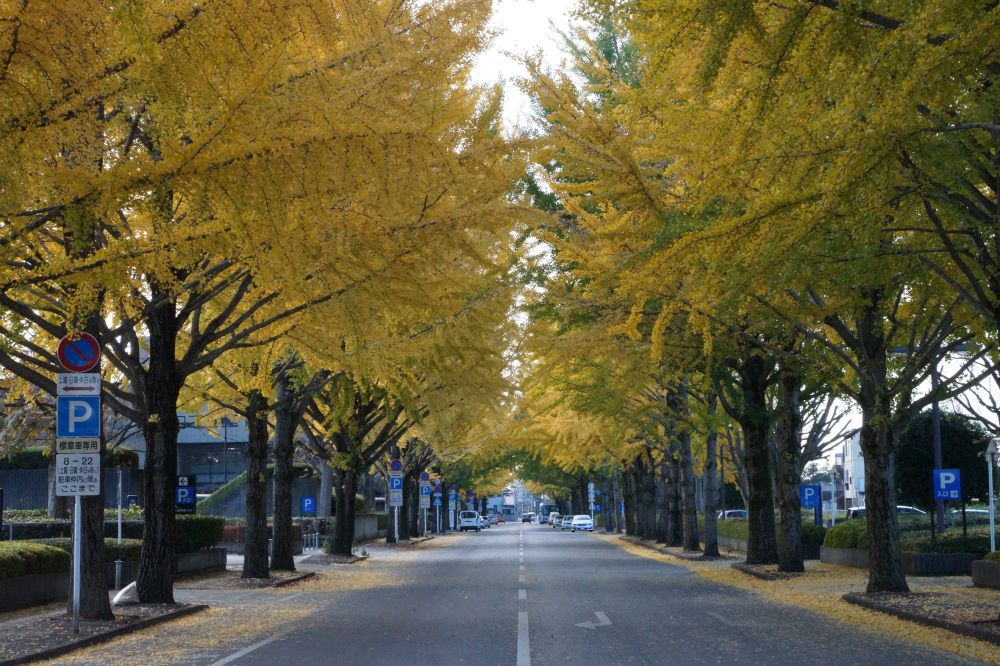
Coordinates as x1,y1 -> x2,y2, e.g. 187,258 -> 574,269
473,0 -> 580,127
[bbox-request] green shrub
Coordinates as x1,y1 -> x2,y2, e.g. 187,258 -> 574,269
376,513 -> 388,530
800,522 -> 828,545
354,494 -> 368,514
2,509 -> 51,522
823,519 -> 868,549
717,518 -> 826,545
27,538 -> 144,562
103,506 -> 144,521
176,515 -> 225,553
905,533 -> 989,554
716,519 -> 749,540
0,446 -> 49,470
984,551 -> 1000,563
0,542 -> 71,579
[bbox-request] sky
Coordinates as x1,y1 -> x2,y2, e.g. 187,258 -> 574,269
473,0 -> 580,127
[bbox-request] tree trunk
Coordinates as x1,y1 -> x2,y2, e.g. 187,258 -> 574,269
641,459 -> 657,538
702,428 -> 720,558
136,296 -> 182,603
243,390 -> 270,579
665,456 -> 683,546
331,464 -> 358,555
678,430 -> 701,552
741,355 -> 779,565
47,449 -> 69,519
270,374 -> 296,571
775,370 -> 804,573
623,464 -> 636,536
655,461 -> 670,543
319,461 -> 333,518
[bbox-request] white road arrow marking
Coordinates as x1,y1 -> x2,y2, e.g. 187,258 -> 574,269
575,611 -> 612,629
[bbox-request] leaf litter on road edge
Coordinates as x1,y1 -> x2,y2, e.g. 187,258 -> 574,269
42,544 -> 435,665
602,535 -> 1000,664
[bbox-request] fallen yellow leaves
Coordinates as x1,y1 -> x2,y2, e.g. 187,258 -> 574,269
605,536 -> 1000,664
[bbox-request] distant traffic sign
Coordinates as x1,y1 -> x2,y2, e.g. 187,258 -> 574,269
390,459 -> 403,473
588,482 -> 595,490
389,477 -> 403,490
433,498 -> 442,507
57,334 -> 101,373
301,497 -> 316,513
420,472 -> 430,481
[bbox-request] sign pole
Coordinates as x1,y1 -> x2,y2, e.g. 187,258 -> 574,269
394,505 -> 399,544
989,443 -> 997,552
116,467 -> 123,590
72,496 -> 81,634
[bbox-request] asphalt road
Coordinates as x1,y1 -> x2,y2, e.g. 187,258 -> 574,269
209,524 -> 981,666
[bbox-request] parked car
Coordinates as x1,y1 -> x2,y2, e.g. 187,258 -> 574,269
488,515 -> 498,525
459,511 -> 481,532
846,505 -> 927,519
717,510 -> 747,520
571,515 -> 594,532
521,512 -> 535,523
560,517 -> 573,530
949,509 -> 989,527
495,515 -> 506,524
480,515 -> 490,528
550,513 -> 561,527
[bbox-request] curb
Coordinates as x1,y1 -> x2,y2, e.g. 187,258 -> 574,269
731,562 -> 778,581
842,593 -> 1000,648
272,571 -> 316,587
0,604 -> 209,666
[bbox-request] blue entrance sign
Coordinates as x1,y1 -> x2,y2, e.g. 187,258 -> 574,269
933,469 -> 961,500
595,504 -> 602,511
389,477 -> 403,490
301,497 -> 316,513
800,485 -> 821,508
176,486 -> 194,505
56,397 -> 101,437
127,495 -> 138,507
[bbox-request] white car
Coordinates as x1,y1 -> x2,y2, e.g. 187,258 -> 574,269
570,515 -> 594,532
549,513 -> 561,527
458,510 -> 481,532
480,515 -> 490,529
560,517 -> 573,530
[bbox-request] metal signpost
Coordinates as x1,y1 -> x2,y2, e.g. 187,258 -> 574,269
389,460 -> 403,543
800,484 -> 821,525
419,472 -> 431,536
55,333 -> 103,635
175,476 -> 197,514
433,481 -> 443,532
588,482 -> 596,520
448,489 -> 457,530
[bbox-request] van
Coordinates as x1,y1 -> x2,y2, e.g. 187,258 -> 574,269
459,511 -> 481,532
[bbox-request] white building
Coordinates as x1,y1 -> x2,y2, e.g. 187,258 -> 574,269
842,433 -> 865,508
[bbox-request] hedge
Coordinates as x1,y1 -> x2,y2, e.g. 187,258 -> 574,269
176,515 -> 225,553
27,538 -> 144,562
377,513 -> 388,530
985,551 -> 1000,563
824,518 -> 990,554
0,542 -> 71,580
716,518 -> 826,545
4,517 -> 223,553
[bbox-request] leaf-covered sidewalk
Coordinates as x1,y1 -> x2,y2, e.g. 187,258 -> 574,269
608,535 -> 1000,664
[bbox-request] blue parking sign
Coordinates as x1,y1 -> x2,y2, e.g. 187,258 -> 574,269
302,497 -> 316,513
800,485 -> 821,508
56,396 -> 101,437
389,477 -> 403,490
176,486 -> 194,505
933,469 -> 961,500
